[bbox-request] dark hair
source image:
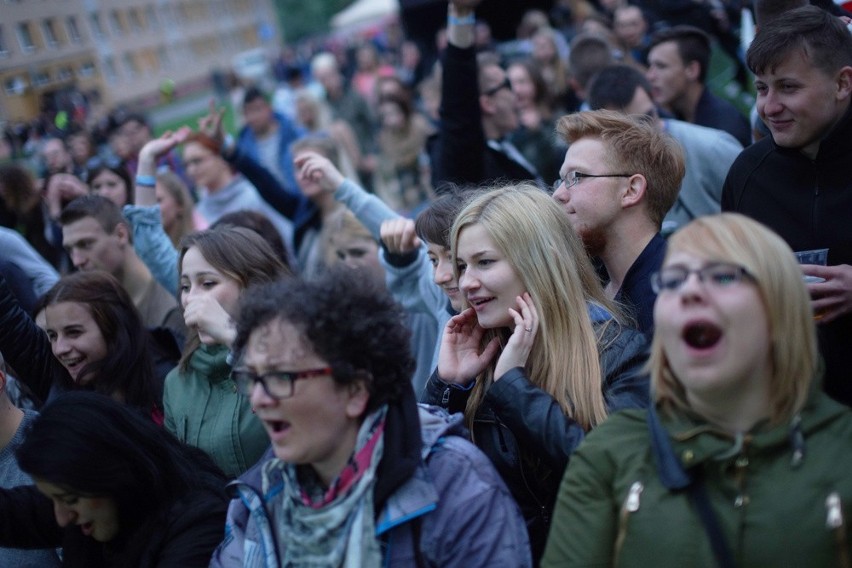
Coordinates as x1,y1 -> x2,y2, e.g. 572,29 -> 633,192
747,5 -> 852,76
648,26 -> 711,83
753,0 -> 807,27
16,392 -> 225,557
568,33 -> 616,88
211,210 -> 290,266
0,162 -> 39,214
290,135 -> 341,169
118,112 -> 149,130
243,86 -> 270,107
234,267 -> 414,414
59,194 -> 130,242
178,227 -> 290,371
415,186 -> 476,248
588,64 -> 654,110
510,58 -> 552,108
377,93 -> 413,121
86,162 -> 134,206
34,271 -> 160,412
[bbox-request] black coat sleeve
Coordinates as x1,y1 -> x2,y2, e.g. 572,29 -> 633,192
0,273 -> 64,403
0,485 -> 63,549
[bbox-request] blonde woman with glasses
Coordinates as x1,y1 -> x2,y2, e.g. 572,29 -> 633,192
542,213 -> 852,567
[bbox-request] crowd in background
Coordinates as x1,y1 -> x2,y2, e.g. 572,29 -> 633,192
1,0 -> 852,565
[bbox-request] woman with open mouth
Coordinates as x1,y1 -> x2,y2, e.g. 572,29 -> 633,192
542,213 -> 852,567
0,270 -> 164,421
210,266 -> 531,566
422,184 -> 651,563
0,391 -> 228,566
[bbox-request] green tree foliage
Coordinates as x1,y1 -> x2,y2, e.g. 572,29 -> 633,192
274,0 -> 355,42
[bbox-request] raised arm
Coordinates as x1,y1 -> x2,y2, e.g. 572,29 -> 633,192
0,273 -> 62,403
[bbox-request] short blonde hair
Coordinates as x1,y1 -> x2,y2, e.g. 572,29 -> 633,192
649,213 -> 818,423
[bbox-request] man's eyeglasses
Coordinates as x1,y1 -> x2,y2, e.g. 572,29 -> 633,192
484,77 -> 512,97
231,367 -> 332,400
552,171 -> 633,191
651,262 -> 755,294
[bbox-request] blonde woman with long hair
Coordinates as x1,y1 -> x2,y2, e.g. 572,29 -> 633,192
422,184 -> 650,562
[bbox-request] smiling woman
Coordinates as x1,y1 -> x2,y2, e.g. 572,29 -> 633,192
0,392 -> 228,567
542,214 -> 852,568
423,184 -> 651,562
0,270 -> 163,420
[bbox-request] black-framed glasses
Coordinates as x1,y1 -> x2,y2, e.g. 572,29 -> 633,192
651,262 -> 755,294
484,77 -> 512,97
552,171 -> 633,191
231,366 -> 333,400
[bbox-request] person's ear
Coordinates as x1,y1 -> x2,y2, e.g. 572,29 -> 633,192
835,66 -> 852,101
685,60 -> 701,82
621,174 -> 647,208
113,222 -> 130,245
344,374 -> 371,419
479,93 -> 496,115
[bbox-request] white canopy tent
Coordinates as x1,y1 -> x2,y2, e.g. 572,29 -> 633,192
331,0 -> 399,30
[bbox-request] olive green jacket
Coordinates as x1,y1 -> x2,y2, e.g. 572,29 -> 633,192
542,390 -> 852,567
164,344 -> 268,479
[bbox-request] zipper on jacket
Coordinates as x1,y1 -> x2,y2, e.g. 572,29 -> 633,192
441,385 -> 451,405
614,481 -> 643,565
826,492 -> 851,568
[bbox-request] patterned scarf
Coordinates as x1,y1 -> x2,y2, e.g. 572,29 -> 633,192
264,405 -> 387,567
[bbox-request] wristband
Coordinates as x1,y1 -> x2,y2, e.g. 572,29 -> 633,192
448,13 -> 475,26
135,174 -> 156,187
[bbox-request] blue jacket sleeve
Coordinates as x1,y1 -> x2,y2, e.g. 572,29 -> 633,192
333,179 -> 402,240
123,204 -> 179,297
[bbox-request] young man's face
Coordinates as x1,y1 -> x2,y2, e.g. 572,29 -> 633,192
62,217 -> 127,274
755,51 -> 852,158
426,242 -> 462,312
646,41 -> 694,108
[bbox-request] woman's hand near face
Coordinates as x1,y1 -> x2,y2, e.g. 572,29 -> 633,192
494,293 -> 538,380
437,307 -> 501,384
183,295 -> 236,348
293,151 -> 344,194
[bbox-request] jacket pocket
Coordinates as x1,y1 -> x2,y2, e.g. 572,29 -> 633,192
826,492 -> 851,568
614,480 -> 643,566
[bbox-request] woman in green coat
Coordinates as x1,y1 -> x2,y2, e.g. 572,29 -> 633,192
164,227 -> 289,478
542,213 -> 852,567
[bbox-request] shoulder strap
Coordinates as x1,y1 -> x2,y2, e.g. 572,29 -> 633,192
647,406 -> 736,568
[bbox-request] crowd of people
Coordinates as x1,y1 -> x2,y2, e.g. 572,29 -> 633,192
0,0 -> 851,565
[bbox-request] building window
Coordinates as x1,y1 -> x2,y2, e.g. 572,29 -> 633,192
42,19 -> 60,48
146,6 -> 159,30
16,22 -> 35,52
78,61 -> 96,78
158,46 -> 170,69
0,25 -> 9,57
66,16 -> 82,43
3,76 -> 26,95
89,13 -> 105,38
103,56 -> 117,83
129,9 -> 143,32
57,66 -> 74,81
32,70 -> 51,87
123,52 -> 137,78
109,10 -> 125,36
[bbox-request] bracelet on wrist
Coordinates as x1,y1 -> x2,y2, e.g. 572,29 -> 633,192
448,13 -> 475,26
135,174 -> 156,187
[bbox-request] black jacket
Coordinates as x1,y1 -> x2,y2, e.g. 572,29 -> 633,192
722,103 -> 852,406
432,43 -> 539,190
422,320 -> 650,562
0,483 -> 228,568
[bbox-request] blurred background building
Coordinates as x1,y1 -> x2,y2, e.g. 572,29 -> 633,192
0,0 -> 279,123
